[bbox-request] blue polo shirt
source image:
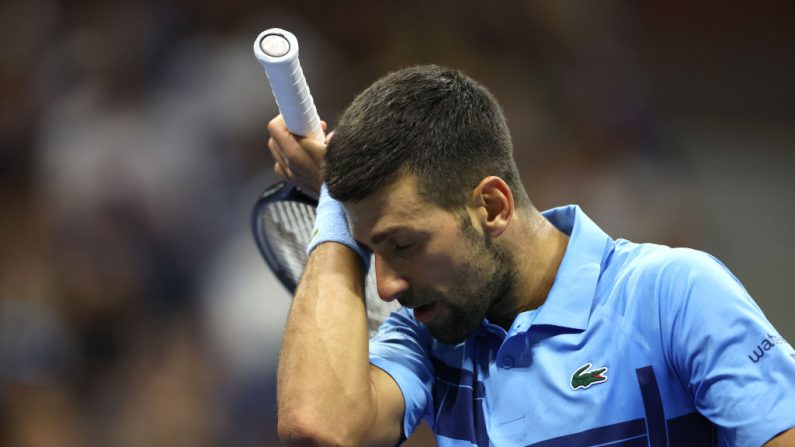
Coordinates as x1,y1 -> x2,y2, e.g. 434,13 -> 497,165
368,205 -> 795,447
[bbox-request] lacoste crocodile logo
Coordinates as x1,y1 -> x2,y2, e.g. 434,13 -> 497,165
571,363 -> 608,390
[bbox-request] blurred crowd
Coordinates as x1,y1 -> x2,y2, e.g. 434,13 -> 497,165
1,1 -> 792,446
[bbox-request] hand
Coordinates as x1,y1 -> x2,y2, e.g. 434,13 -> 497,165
267,115 -> 330,198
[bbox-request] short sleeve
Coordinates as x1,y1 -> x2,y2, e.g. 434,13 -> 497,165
369,307 -> 435,441
657,248 -> 795,447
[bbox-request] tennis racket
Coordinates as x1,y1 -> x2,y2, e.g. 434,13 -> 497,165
252,28 -> 400,337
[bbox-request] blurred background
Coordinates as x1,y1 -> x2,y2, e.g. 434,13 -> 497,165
1,0 -> 793,445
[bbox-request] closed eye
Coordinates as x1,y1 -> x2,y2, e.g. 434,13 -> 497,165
394,242 -> 414,251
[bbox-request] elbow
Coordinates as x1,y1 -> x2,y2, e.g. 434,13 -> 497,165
277,415 -> 316,446
278,412 -> 367,447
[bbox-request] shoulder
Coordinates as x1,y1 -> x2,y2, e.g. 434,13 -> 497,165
610,244 -> 769,362
610,242 -> 744,298
370,307 -> 434,354
598,242 -> 759,341
612,241 -> 717,273
376,307 -> 427,335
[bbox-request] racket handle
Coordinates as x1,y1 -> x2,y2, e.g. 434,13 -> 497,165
254,28 -> 324,142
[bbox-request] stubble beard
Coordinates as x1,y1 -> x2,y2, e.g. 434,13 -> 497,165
423,218 -> 515,345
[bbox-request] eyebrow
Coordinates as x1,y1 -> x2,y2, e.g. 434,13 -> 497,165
370,225 -> 416,245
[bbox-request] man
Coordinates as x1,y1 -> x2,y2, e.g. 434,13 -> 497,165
268,65 -> 795,446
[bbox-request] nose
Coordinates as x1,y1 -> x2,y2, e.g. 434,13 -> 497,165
374,254 -> 409,302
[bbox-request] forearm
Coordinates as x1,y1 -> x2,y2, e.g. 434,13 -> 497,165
277,243 -> 375,445
766,427 -> 795,447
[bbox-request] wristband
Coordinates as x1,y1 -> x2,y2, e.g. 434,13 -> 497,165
307,183 -> 371,270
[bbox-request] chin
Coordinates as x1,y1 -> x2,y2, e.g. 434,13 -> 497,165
427,319 -> 478,345
431,332 -> 468,345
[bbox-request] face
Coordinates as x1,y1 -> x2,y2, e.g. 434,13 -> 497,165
347,175 -> 514,344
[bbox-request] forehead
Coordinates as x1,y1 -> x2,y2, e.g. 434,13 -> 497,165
345,175 -> 455,242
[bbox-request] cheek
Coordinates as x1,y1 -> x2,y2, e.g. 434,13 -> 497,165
411,241 -> 477,292
408,255 -> 454,289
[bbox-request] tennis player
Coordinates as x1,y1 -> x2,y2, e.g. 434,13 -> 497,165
268,65 -> 795,446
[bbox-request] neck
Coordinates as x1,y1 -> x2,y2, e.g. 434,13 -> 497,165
487,209 -> 569,330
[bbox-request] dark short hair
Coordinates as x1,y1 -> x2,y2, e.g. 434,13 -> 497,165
323,65 -> 530,210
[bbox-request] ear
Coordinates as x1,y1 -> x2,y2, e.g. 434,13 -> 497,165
469,176 -> 514,238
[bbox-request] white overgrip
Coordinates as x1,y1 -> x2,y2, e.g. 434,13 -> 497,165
254,28 -> 324,142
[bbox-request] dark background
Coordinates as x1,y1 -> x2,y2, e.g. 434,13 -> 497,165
1,1 -> 793,445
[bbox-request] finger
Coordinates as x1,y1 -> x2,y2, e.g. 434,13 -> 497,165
269,115 -> 315,167
267,115 -> 300,152
274,161 -> 292,180
321,120 -> 327,132
324,130 -> 335,145
267,114 -> 287,136
268,137 -> 289,168
279,133 -> 318,167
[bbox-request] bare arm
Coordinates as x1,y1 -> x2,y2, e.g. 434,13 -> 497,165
270,116 -> 405,446
766,428 -> 795,447
277,242 -> 404,447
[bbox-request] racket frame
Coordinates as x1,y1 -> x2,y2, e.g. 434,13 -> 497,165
251,181 -> 318,293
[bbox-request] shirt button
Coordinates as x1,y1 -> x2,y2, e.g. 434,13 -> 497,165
500,356 -> 514,369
